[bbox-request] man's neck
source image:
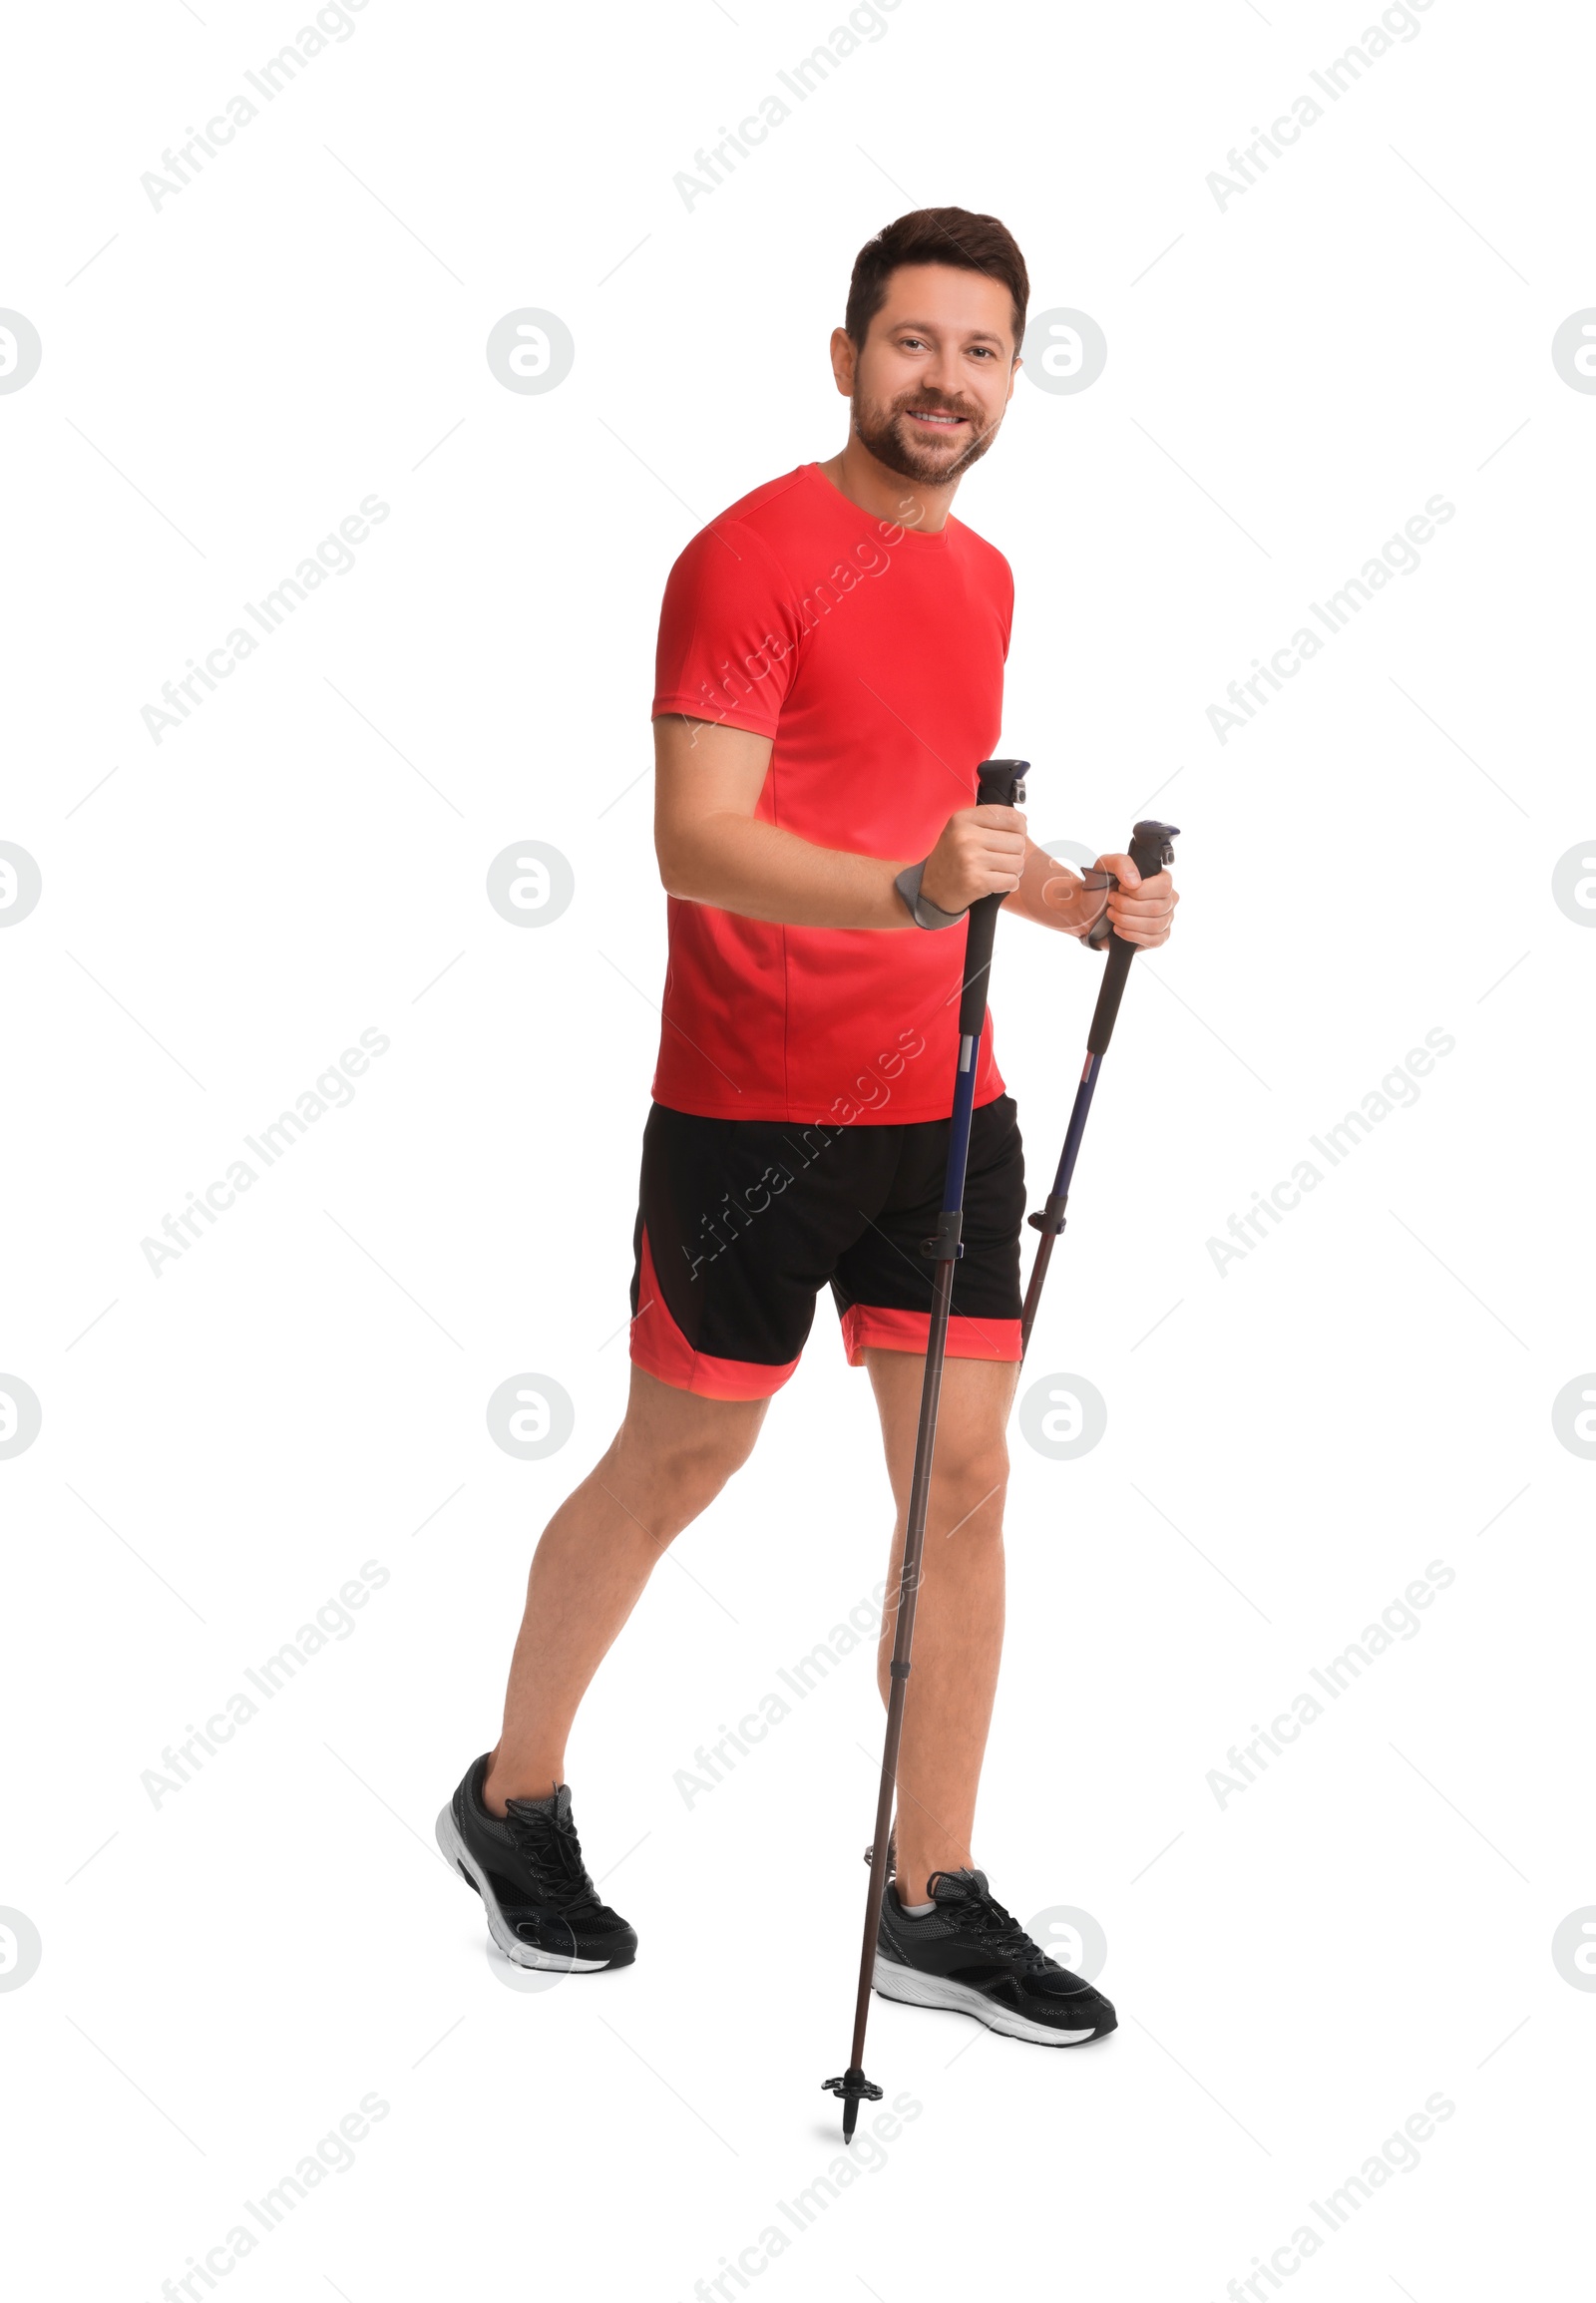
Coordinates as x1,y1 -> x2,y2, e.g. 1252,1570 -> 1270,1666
817,436 -> 959,535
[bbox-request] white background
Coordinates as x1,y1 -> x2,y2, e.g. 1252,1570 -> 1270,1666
2,0 -> 1592,2296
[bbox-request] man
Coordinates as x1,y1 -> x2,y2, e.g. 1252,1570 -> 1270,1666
439,208 -> 1178,2048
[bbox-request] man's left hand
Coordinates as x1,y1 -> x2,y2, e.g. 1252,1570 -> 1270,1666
1041,854 -> 1179,949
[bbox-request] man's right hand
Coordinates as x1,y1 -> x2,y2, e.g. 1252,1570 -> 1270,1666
919,803 -> 1028,917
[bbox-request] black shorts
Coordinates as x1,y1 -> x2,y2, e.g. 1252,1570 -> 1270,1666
628,1096 -> 1026,1399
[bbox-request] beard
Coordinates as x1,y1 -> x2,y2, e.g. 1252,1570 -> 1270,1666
851,385 -> 999,485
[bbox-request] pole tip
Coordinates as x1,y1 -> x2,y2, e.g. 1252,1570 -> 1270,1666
822,2067 -> 883,2139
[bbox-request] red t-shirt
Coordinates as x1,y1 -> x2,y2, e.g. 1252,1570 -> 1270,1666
650,462 -> 1013,1126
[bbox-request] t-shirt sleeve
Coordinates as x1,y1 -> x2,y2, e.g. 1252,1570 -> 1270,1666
652,520 -> 800,738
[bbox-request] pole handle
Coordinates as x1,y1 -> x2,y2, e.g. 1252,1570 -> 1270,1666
959,759 -> 1028,1036
1085,818 -> 1180,1057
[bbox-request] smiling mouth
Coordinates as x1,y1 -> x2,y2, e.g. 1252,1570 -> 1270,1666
904,407 -> 969,428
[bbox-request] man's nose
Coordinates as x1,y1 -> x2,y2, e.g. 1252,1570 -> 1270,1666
924,348 -> 964,399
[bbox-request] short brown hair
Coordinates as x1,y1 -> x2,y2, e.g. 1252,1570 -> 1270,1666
845,207 -> 1029,354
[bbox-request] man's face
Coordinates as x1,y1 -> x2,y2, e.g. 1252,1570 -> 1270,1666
840,262 -> 1020,485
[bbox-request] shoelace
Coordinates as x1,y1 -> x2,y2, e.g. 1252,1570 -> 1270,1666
505,1804 -> 605,1917
945,1888 -> 1055,1974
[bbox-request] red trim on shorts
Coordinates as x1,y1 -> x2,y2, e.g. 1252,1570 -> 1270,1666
839,1305 -> 1023,1367
629,1227 -> 801,1400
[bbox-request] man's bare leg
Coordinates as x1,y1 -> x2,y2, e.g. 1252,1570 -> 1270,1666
483,1364 -> 768,1813
862,1348 -> 1017,1905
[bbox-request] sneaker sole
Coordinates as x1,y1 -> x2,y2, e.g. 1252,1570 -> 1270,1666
435,1802 -> 612,1973
871,1952 -> 1107,2047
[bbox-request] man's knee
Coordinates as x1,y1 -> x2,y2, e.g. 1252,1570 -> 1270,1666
659,1426 -> 758,1511
613,1384 -> 763,1523
933,1439 -> 1009,1535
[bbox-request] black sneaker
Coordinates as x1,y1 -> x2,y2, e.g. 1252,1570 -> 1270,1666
435,1754 -> 636,1972
874,1868 -> 1114,2046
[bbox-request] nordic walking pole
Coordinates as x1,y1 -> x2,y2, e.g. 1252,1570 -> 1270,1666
1018,819 -> 1180,1358
822,756 -> 1029,2143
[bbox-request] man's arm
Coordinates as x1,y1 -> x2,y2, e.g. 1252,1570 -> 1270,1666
652,715 -> 1027,930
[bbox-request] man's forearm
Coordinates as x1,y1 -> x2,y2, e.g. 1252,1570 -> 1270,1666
658,811 -> 913,931
1006,838 -> 1091,936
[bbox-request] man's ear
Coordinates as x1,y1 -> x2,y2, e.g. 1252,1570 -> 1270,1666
830,324 -> 857,397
